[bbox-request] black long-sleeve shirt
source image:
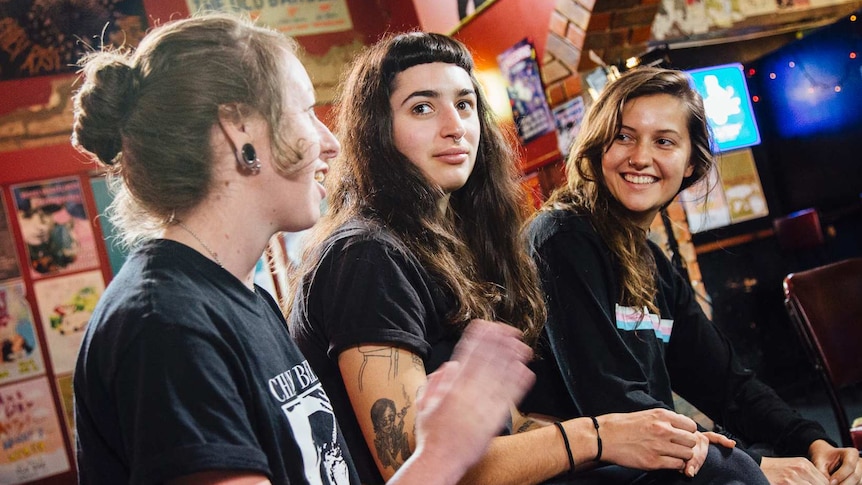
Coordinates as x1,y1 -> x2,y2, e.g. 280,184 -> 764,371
522,210 -> 831,462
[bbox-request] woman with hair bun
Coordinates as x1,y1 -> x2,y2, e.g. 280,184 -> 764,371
72,13 -> 535,485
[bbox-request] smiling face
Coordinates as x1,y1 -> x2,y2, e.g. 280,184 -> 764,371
601,93 -> 694,229
390,62 -> 480,203
267,53 -> 340,232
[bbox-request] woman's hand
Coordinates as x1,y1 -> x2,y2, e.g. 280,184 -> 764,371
598,408 -> 702,471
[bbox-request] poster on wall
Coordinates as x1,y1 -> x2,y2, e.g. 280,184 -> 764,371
0,197 -> 21,281
33,270 -> 105,375
412,0 -> 500,34
0,280 -> 45,385
497,39 -> 555,145
11,176 -> 100,280
54,373 -> 74,439
185,0 -> 353,36
0,0 -> 147,80
719,149 -> 769,223
552,96 -> 585,158
0,377 -> 71,484
680,165 -> 731,233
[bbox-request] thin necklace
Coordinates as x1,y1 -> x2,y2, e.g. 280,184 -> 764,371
174,220 -> 224,268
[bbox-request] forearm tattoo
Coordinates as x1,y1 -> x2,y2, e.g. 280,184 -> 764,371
370,386 -> 413,471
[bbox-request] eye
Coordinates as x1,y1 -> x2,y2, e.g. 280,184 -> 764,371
656,138 -> 676,147
411,103 -> 433,115
615,133 -> 633,143
456,99 -> 475,111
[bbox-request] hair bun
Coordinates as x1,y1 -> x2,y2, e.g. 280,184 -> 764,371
72,52 -> 140,166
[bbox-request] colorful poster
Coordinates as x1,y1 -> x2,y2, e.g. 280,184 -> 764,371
0,1 -> 146,80
412,0 -> 500,34
0,377 -> 71,484
54,374 -> 74,439
552,96 -> 585,158
719,149 -> 769,223
185,0 -> 353,36
11,177 -> 100,280
680,165 -> 731,233
497,39 -> 555,144
0,281 -> 45,385
34,270 -> 104,375
0,197 -> 21,281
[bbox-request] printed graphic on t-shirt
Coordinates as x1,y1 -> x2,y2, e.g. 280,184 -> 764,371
268,360 -> 350,485
614,304 -> 673,342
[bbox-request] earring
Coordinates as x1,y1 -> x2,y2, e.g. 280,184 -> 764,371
238,143 -> 261,175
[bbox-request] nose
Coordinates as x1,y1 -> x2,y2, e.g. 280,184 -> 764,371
441,105 -> 466,141
317,119 -> 341,161
628,142 -> 652,169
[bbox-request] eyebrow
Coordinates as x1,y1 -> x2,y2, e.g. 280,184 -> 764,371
620,125 -> 682,136
399,88 -> 476,107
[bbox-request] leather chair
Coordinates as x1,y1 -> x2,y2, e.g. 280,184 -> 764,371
783,258 -> 862,448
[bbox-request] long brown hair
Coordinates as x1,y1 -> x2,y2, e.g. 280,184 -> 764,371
544,67 -> 714,314
292,32 -> 545,343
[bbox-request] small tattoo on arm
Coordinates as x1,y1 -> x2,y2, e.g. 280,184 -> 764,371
370,389 -> 413,471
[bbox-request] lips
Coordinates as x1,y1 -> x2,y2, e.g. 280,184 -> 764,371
434,147 -> 470,165
622,173 -> 658,185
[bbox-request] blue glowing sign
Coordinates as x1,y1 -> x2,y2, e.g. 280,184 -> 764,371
686,63 -> 761,152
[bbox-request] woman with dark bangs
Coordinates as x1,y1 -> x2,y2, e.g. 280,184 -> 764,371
289,33 -> 736,485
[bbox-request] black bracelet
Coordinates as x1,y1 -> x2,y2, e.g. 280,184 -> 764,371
590,416 -> 602,462
553,421 -> 575,472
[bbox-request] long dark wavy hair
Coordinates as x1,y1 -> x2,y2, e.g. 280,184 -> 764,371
543,67 -> 714,314
291,32 -> 545,344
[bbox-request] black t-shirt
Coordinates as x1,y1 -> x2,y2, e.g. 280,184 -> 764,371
75,239 -> 359,485
524,209 -> 831,460
289,220 -> 458,484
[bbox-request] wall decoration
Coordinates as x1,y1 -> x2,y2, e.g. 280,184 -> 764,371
719,149 -> 769,223
552,96 -> 585,159
497,39 -> 555,144
0,0 -> 147,80
186,0 -> 353,36
11,176 -> 100,280
680,148 -> 768,233
33,270 -> 104,375
0,280 -> 45,385
89,176 -> 127,275
0,197 -> 21,282
412,0 -> 500,34
54,373 -> 74,440
0,377 -> 71,484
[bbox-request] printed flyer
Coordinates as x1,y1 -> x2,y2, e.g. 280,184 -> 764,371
0,377 -> 71,484
11,176 -> 100,280
497,39 -> 555,144
0,281 -> 45,385
185,0 -> 353,36
33,270 -> 105,375
0,197 -> 22,282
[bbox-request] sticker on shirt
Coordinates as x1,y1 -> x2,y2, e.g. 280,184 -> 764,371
268,360 -> 351,485
615,304 -> 674,342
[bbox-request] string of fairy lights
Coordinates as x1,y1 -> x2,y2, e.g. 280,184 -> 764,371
746,13 -> 859,102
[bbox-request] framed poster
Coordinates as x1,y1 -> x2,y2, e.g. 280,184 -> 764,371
0,280 -> 45,385
0,196 -> 21,282
11,176 -> 100,280
552,96 -> 585,158
0,377 -> 71,484
33,270 -> 105,375
186,0 -> 353,36
497,39 -> 555,145
0,0 -> 146,80
413,0 -> 499,34
54,373 -> 74,439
